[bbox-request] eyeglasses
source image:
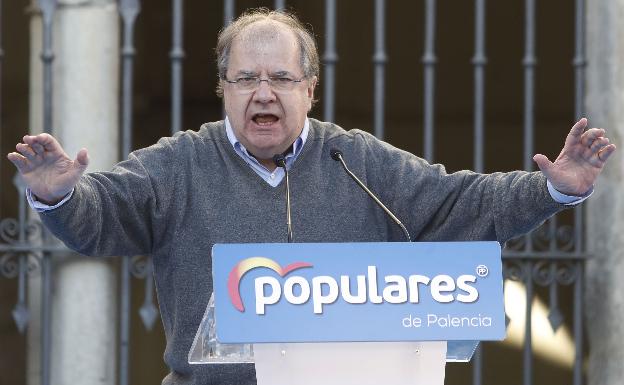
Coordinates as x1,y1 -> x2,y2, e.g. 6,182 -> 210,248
223,76 -> 306,92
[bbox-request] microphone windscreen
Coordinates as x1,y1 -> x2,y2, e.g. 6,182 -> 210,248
330,148 -> 343,161
273,154 -> 286,168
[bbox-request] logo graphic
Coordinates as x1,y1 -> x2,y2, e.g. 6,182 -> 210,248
227,257 -> 313,312
476,265 -> 489,278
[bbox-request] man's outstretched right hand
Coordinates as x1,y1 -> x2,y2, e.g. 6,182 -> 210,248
7,133 -> 89,205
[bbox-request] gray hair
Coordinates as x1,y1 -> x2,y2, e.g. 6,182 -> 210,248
215,8 -> 320,97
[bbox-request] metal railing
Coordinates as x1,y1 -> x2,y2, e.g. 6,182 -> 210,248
0,1 -> 588,384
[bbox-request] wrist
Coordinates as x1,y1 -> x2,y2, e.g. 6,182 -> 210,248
27,188 -> 74,212
34,195 -> 63,205
546,180 -> 593,206
32,191 -> 70,206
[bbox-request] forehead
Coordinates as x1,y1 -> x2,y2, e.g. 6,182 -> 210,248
228,21 -> 301,74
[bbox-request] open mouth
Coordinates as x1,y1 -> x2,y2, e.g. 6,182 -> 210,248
252,113 -> 279,126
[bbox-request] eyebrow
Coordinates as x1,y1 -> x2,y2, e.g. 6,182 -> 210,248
232,70 -> 296,77
233,70 -> 259,77
271,70 -> 292,77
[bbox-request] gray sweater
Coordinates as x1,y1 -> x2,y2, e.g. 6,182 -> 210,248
40,119 -> 564,384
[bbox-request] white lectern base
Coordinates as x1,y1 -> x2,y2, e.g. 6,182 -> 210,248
254,341 -> 447,385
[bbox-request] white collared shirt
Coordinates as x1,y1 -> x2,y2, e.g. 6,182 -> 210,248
224,116 -> 309,187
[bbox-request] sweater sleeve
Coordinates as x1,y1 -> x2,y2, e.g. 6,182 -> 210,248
38,136 -> 177,257
357,131 -> 565,244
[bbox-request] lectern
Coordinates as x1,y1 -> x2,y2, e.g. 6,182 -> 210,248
189,242 -> 504,385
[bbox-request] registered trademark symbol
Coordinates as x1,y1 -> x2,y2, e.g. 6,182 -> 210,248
476,265 -> 489,277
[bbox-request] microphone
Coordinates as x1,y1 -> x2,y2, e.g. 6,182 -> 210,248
273,154 -> 293,243
330,148 -> 412,242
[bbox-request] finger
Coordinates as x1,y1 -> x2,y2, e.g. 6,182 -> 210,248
6,152 -> 30,172
15,143 -> 36,159
31,142 -> 45,155
597,144 -> 617,163
581,128 -> 606,147
568,118 -> 588,138
533,154 -> 554,174
22,134 -> 39,145
590,137 -> 610,153
75,148 -> 89,168
23,133 -> 61,152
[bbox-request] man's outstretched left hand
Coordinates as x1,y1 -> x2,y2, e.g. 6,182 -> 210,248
533,118 -> 617,196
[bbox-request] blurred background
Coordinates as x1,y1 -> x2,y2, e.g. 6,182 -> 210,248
1,0 -> 621,385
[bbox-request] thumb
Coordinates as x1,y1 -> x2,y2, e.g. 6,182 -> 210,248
75,148 -> 89,169
533,154 -> 554,174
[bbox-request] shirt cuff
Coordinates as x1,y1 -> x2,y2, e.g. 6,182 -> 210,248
546,180 -> 592,206
26,188 -> 74,212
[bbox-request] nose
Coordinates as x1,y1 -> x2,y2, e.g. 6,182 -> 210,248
253,79 -> 276,103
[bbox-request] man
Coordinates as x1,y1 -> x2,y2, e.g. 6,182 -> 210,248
6,8 -> 616,385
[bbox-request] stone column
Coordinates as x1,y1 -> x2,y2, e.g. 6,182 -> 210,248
585,1 -> 624,385
27,1 -> 119,385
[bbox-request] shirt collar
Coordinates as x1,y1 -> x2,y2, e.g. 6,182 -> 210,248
224,116 -> 309,161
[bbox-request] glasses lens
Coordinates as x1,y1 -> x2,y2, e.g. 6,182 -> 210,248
237,77 -> 257,90
230,77 -> 302,92
271,78 -> 293,91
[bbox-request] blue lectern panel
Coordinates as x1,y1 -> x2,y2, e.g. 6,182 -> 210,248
211,242 -> 504,344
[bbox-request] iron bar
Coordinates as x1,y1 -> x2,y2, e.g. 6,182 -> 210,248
120,0 -> 140,158
546,0 -> 559,284
39,0 -> 56,136
472,0 -> 486,173
0,244 -> 67,252
472,4 -> 487,385
13,178 -> 29,333
523,261 -> 534,385
41,250 -> 52,385
572,4 -> 585,377
170,0 -> 185,135
13,254 -> 28,333
323,0 -> 337,123
120,254 -> 131,385
503,251 -> 588,259
573,0 -> 586,122
422,0 -> 437,161
222,0 -> 234,119
37,3 -> 57,383
573,262 -> 584,385
573,0 -> 586,259
18,179 -> 25,244
373,0 -> 386,139
523,0 -> 536,172
471,2 -> 486,380
548,215 -> 558,276
223,0 -> 235,25
119,1 -> 141,385
144,260 -> 154,312
548,263 -> 561,330
572,14 -> 586,383
522,0 -> 536,256
0,0 -> 3,217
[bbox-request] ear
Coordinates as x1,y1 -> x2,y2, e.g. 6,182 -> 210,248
306,76 -> 318,110
307,76 -> 318,100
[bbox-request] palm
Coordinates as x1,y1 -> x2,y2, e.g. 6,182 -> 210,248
533,118 -> 616,196
7,134 -> 88,204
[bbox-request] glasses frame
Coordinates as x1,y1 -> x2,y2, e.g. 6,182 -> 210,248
222,75 -> 306,93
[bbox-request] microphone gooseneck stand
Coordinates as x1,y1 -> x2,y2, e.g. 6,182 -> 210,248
330,148 -> 412,242
273,154 -> 293,243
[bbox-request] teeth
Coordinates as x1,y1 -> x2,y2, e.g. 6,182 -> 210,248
254,114 -> 278,124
